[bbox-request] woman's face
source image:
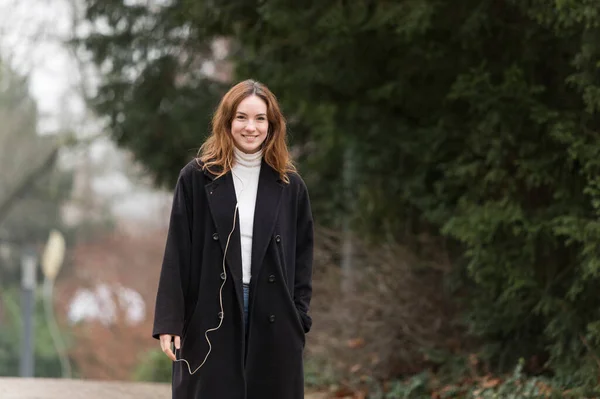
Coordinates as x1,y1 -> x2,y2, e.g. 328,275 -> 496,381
230,95 -> 269,154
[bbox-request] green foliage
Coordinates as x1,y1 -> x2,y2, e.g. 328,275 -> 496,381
133,348 -> 172,383
79,0 -> 600,390
0,288 -> 74,377
303,354 -> 338,390
370,361 -> 570,398
382,372 -> 431,399
463,361 -> 558,399
75,0 -> 230,187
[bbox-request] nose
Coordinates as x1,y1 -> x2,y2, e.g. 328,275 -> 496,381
245,122 -> 256,132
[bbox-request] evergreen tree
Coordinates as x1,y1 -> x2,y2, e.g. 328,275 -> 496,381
79,0 -> 600,388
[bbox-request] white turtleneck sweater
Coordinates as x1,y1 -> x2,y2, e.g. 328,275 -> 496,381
232,147 -> 262,284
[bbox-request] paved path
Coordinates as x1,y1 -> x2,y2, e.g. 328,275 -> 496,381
0,378 -> 169,399
0,378 -> 328,398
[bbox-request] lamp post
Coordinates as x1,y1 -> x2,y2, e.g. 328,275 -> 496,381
41,229 -> 70,378
0,242 -> 11,328
19,248 -> 37,378
42,230 -> 66,281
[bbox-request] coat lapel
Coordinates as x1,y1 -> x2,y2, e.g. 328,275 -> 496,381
204,171 -> 244,314
250,161 -> 284,287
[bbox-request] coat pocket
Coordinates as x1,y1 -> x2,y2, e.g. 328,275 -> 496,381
281,268 -> 306,341
274,241 -> 305,344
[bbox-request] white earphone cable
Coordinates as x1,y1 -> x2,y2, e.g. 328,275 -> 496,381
174,170 -> 246,375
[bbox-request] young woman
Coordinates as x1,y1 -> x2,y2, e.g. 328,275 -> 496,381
152,79 -> 314,399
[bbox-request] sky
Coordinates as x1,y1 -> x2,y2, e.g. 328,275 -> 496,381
0,0 -> 83,134
0,0 -> 172,224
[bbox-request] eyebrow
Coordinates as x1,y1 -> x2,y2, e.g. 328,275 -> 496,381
236,112 -> 267,116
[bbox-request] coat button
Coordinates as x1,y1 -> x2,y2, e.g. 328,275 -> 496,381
268,275 -> 275,283
220,272 -> 226,280
213,233 -> 219,241
269,314 -> 276,323
275,235 -> 281,243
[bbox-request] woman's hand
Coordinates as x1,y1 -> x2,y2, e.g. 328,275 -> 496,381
159,334 -> 181,361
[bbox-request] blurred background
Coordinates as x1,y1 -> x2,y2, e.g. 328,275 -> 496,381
2,0 -> 600,398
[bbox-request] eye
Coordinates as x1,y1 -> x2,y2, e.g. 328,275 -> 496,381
257,116 -> 266,121
236,115 -> 245,120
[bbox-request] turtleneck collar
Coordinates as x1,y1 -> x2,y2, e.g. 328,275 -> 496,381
234,147 -> 263,168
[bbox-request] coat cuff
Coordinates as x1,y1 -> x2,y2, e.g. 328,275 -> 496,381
152,322 -> 183,340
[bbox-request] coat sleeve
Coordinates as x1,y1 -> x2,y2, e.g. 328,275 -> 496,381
152,168 -> 192,340
294,178 -> 314,334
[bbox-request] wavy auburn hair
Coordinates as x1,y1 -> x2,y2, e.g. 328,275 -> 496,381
197,79 -> 296,183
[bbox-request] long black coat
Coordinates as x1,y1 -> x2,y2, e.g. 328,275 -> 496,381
152,159 -> 314,399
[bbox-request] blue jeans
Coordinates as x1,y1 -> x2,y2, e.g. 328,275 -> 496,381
243,283 -> 250,330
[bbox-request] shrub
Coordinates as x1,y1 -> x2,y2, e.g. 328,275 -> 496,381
306,228 -> 463,385
133,348 -> 172,383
